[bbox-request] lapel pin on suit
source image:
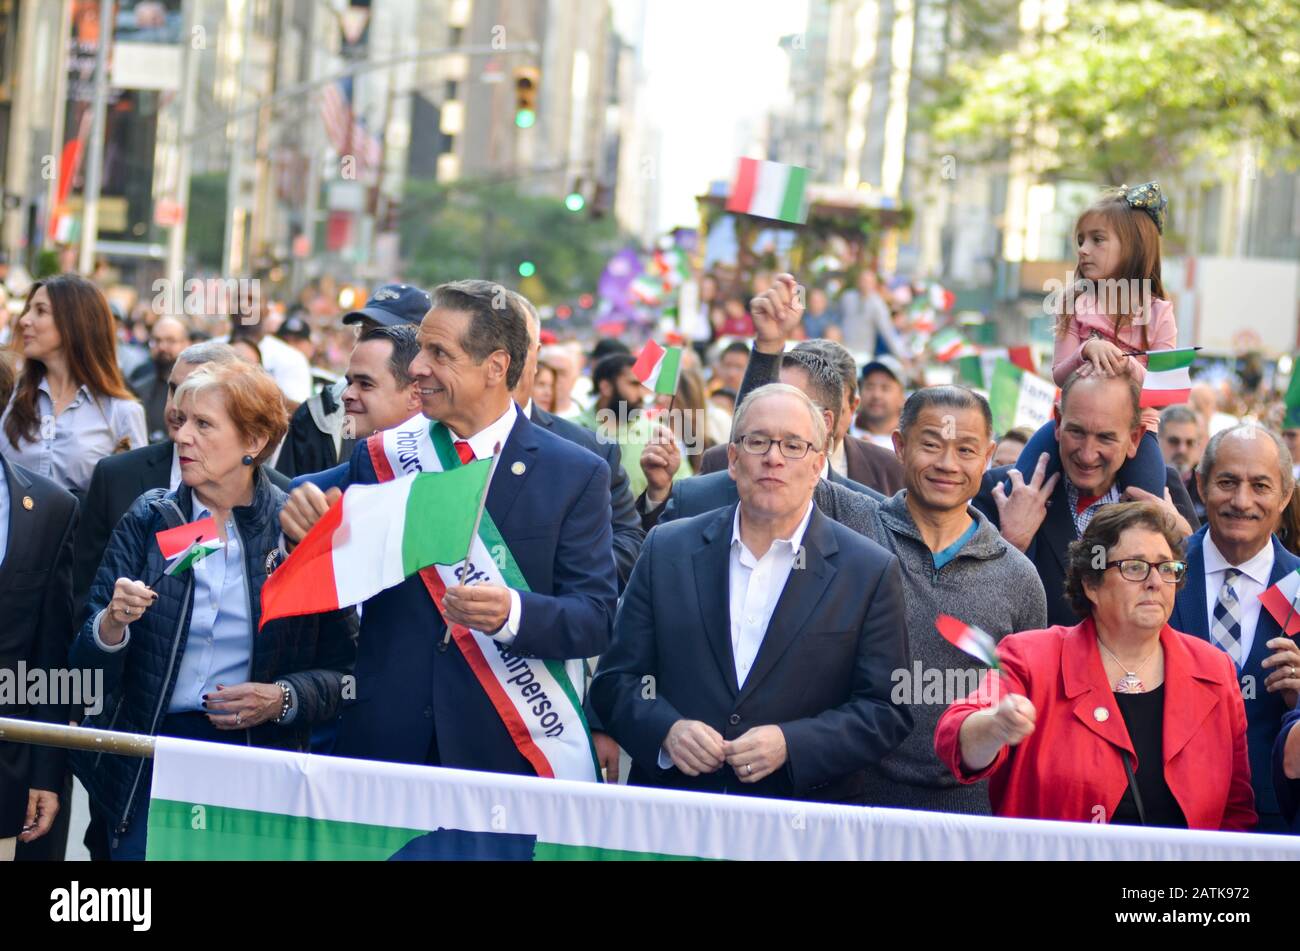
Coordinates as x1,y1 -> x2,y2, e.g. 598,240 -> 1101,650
22,496 -> 33,510
1093,706 -> 1109,722
511,461 -> 526,476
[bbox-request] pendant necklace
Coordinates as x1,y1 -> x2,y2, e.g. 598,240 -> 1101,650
1098,638 -> 1160,694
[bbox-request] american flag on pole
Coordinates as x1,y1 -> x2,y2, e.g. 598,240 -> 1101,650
320,77 -> 382,176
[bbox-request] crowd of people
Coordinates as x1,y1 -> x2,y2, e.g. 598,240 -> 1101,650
5,182 -> 1300,864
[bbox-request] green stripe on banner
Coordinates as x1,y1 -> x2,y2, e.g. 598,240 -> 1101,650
400,461 -> 493,574
1145,348 -> 1197,373
146,799 -> 426,860
779,165 -> 808,223
146,800 -> 704,861
655,347 -> 682,395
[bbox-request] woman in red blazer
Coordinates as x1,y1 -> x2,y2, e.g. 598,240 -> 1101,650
935,502 -> 1255,831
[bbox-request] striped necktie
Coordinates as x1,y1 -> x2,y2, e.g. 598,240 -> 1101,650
1210,568 -> 1244,665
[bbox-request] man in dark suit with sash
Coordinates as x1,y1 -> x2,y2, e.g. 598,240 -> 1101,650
282,282 -> 616,780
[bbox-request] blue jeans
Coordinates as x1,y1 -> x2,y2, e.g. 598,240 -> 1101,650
1011,422 -> 1166,497
109,712 -> 247,861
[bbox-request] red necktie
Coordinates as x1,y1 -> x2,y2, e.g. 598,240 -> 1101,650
454,440 -> 475,465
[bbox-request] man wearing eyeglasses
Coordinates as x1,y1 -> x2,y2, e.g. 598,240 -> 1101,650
591,383 -> 913,802
1169,424 -> 1300,832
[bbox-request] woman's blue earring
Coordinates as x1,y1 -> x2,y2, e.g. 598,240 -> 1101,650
242,454 -> 254,466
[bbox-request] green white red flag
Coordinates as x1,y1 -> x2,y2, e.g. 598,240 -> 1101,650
632,340 -> 683,396
936,614 -> 1001,669
259,462 -> 493,627
1260,568 -> 1300,637
725,158 -> 810,224
1140,348 -> 1198,408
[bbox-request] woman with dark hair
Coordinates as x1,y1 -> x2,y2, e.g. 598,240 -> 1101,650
935,501 -> 1255,830
69,361 -> 356,859
1,274 -> 146,496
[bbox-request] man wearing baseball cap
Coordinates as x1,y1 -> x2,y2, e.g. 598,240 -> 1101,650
854,356 -> 906,452
341,282 -> 433,329
277,283 -> 431,477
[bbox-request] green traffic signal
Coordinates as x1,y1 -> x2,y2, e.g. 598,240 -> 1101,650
564,192 -> 586,212
518,261 -> 536,277
515,109 -> 536,129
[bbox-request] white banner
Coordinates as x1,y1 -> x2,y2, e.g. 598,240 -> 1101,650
145,738 -> 1300,861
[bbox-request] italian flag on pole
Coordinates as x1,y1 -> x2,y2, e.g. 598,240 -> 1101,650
259,462 -> 493,626
631,340 -> 683,396
1260,568 -> 1300,637
725,158 -> 811,224
156,517 -> 223,576
936,614 -> 1001,669
1140,347 -> 1198,407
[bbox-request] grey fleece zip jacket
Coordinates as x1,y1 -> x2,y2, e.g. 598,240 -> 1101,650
856,491 -> 1048,813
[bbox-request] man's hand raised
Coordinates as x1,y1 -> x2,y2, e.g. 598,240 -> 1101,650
750,273 -> 805,355
280,483 -> 342,549
991,452 -> 1059,553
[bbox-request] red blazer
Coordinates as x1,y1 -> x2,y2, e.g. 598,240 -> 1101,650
934,619 -> 1256,831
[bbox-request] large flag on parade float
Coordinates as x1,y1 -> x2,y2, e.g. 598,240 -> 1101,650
259,463 -> 492,626
725,158 -> 811,224
142,736 -> 1297,861
631,340 -> 684,396
989,358 -> 1058,436
1140,347 -> 1198,408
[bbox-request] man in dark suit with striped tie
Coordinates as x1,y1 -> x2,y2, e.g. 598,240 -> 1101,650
1170,423 -> 1300,832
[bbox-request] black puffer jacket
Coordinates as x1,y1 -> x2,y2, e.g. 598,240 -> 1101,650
68,467 -> 357,839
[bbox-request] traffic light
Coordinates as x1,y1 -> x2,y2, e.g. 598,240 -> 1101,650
564,192 -> 585,212
513,66 -> 539,128
518,261 -> 536,277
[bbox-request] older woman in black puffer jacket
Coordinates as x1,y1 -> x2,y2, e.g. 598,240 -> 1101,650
70,362 -> 356,860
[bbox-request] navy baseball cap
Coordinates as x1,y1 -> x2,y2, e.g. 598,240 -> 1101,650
342,283 -> 432,328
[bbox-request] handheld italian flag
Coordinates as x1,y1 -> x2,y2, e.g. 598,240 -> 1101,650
259,461 -> 493,628
1140,347 -> 1198,408
155,517 -> 223,577
930,326 -> 966,362
725,158 -> 811,225
936,614 -> 1001,669
1260,568 -> 1300,637
631,340 -> 683,396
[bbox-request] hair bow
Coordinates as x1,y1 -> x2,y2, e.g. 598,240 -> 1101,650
1119,181 -> 1167,235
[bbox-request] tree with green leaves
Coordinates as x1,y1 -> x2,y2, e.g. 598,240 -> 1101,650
926,0 -> 1300,187
397,178 -> 625,304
